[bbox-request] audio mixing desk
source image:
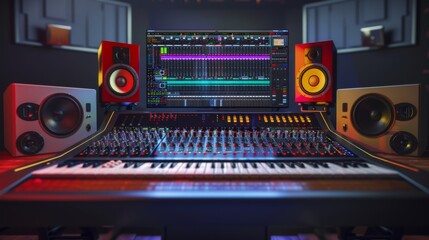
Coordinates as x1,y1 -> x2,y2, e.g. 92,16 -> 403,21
1,111 -> 429,239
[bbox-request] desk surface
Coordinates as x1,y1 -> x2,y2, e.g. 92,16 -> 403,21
1,150 -> 429,236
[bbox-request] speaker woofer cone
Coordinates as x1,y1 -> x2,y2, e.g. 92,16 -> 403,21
105,64 -> 139,98
352,94 -> 394,137
16,131 -> 44,155
40,94 -> 83,137
390,131 -> 417,155
298,64 -> 330,97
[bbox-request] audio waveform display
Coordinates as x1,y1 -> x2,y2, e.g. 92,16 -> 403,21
146,30 -> 289,108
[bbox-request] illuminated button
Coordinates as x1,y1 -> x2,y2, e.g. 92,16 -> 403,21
288,116 -> 293,122
306,116 -> 312,123
294,116 -> 299,123
227,115 -> 231,122
239,115 -> 243,123
233,115 -> 237,123
245,116 -> 250,123
282,116 -> 287,123
263,115 -> 268,123
276,115 -> 280,123
270,116 -> 274,123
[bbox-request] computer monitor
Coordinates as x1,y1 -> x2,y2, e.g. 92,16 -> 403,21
146,30 -> 289,108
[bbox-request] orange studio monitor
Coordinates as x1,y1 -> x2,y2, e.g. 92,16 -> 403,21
3,83 -> 97,157
336,84 -> 428,156
295,41 -> 336,106
98,40 -> 140,104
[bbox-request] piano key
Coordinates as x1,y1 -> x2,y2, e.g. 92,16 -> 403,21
213,162 -> 224,176
194,162 -> 208,177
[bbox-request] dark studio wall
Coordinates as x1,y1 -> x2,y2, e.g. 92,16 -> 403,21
1,0 -> 428,151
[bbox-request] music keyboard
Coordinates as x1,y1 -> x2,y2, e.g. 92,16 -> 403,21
33,159 -> 398,178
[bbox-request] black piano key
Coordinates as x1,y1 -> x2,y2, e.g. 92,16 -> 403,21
151,162 -> 161,168
349,162 -> 359,168
92,161 -> 104,168
295,162 -> 305,168
231,162 -> 236,168
319,162 -> 329,168
82,162 -> 92,168
66,161 -> 81,168
265,162 -> 275,168
57,161 -> 69,168
356,162 -> 369,168
134,162 -> 144,168
275,162 -> 285,168
250,162 -> 258,168
336,162 -> 348,168
306,161 -> 319,168
285,162 -> 296,168
123,162 -> 133,168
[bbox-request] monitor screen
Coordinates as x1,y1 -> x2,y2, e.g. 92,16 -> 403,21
146,30 -> 289,108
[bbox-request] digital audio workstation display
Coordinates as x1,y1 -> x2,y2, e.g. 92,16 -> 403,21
146,30 -> 289,108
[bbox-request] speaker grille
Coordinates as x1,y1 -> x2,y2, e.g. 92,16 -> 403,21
40,94 -> 83,137
352,94 -> 394,137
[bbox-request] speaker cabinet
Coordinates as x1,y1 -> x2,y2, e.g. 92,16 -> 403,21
3,83 -> 97,157
295,41 -> 336,105
337,84 -> 428,156
98,40 -> 140,104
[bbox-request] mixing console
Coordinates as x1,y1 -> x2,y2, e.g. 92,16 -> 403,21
75,112 -> 355,160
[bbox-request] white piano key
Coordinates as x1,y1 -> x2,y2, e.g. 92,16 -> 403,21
213,162 -> 224,177
194,162 -> 207,178
204,162 -> 214,177
183,162 -> 198,178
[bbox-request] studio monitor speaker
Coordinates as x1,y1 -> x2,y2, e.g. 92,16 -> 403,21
337,84 -> 428,156
295,41 -> 336,105
98,40 -> 140,104
3,83 -> 97,157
